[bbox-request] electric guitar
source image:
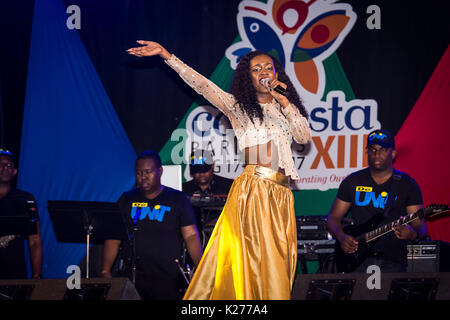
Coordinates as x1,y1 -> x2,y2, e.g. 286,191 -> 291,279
334,204 -> 449,273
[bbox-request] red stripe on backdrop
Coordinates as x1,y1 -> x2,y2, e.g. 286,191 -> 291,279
394,45 -> 450,241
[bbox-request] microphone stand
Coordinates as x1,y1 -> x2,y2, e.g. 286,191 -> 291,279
175,259 -> 192,285
129,208 -> 141,285
82,209 -> 93,279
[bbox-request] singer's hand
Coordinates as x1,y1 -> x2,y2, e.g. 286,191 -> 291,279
127,41 -> 171,60
263,79 -> 289,107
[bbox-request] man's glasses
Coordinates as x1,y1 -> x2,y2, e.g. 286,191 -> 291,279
366,146 -> 389,154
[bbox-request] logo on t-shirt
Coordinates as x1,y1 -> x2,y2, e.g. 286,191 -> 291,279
355,186 -> 388,209
130,202 -> 171,222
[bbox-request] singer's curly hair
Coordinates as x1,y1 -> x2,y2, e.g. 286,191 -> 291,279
230,50 -> 309,123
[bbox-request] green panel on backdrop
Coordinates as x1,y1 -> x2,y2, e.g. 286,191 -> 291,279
293,189 -> 338,216
322,53 -> 356,101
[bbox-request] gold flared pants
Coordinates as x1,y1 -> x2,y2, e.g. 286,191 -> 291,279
183,165 -> 297,300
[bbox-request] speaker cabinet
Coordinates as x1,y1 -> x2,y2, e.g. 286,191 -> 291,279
407,241 -> 440,272
291,272 -> 450,300
0,278 -> 140,300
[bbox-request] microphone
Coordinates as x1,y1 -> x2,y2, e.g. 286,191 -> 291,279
261,78 -> 288,97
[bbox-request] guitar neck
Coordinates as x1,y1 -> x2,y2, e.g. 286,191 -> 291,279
364,211 -> 421,243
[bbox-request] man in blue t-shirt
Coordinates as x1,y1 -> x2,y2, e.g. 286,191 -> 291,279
327,129 -> 427,272
101,151 -> 203,299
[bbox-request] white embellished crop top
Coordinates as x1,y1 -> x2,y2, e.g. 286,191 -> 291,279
165,55 -> 311,180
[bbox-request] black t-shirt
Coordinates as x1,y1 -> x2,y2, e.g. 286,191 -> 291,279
337,168 -> 423,265
117,186 -> 196,299
182,174 -> 234,197
0,188 -> 39,279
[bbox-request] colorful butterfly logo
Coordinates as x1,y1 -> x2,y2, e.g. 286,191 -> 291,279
226,0 -> 356,99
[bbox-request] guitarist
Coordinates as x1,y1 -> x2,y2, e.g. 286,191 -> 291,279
327,129 -> 427,272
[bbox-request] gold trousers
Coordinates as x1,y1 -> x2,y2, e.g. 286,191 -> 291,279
183,165 -> 297,300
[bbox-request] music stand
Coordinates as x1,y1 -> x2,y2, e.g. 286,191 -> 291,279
48,201 -> 128,279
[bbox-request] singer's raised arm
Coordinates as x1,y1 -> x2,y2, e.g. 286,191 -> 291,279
127,41 -> 235,117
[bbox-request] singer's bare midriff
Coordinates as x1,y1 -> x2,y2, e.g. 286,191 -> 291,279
244,140 -> 285,174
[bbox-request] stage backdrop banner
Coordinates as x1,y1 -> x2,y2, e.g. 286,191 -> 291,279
18,0 -> 136,278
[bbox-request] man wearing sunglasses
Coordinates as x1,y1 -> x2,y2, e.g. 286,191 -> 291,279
327,130 -> 427,273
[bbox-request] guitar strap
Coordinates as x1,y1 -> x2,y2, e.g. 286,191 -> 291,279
382,170 -> 402,218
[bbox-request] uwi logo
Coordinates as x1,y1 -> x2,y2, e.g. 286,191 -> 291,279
225,0 -> 356,100
354,186 -> 389,209
131,203 -> 171,222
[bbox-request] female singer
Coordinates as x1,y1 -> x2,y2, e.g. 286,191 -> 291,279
127,41 -> 311,299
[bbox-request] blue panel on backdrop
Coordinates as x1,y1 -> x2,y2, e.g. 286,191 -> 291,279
18,0 -> 136,278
